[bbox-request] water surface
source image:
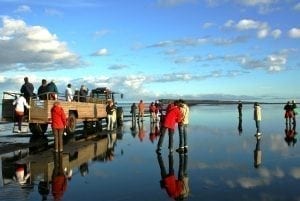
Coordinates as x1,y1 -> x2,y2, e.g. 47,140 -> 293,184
0,104 -> 299,201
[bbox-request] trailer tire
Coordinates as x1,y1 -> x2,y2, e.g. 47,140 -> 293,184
66,113 -> 76,134
29,123 -> 48,135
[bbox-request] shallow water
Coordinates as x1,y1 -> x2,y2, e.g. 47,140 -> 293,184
0,104 -> 299,201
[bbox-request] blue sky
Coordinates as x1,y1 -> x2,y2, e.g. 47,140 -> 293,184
0,0 -> 300,102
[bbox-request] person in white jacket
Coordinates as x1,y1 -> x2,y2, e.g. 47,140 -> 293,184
176,99 -> 190,153
13,95 -> 30,133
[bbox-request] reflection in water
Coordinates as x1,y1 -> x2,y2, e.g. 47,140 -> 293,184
254,135 -> 262,168
52,152 -> 68,201
138,121 -> 146,142
237,117 -> 243,135
284,124 -> 297,147
156,152 -> 189,200
0,127 -> 121,200
149,121 -> 160,143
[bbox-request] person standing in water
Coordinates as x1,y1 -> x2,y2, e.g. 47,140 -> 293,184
254,102 -> 262,135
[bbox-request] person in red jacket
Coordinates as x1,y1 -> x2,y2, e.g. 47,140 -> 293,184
156,100 -> 182,153
51,102 -> 67,152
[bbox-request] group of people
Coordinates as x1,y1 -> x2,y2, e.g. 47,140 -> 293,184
284,100 -> 297,125
156,99 -> 190,154
130,100 -> 147,122
237,100 -> 298,137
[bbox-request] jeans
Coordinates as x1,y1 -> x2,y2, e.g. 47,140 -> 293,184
157,127 -> 174,150
178,124 -> 188,148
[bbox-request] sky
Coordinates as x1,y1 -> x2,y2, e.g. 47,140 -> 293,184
0,0 -> 300,102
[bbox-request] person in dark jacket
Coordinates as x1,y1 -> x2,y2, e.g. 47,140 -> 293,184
51,102 -> 67,152
37,79 -> 48,100
47,80 -> 58,100
20,77 -> 34,103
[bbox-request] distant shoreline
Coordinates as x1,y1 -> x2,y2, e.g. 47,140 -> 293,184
158,99 -> 286,106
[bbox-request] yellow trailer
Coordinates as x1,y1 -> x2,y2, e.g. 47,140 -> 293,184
1,88 -> 123,135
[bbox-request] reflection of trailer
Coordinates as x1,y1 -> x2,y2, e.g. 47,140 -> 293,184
1,87 -> 123,135
1,133 -> 116,185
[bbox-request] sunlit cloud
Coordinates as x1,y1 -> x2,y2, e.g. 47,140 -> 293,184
0,17 -> 82,72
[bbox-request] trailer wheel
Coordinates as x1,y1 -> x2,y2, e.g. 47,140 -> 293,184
29,123 -> 48,135
66,113 -> 76,134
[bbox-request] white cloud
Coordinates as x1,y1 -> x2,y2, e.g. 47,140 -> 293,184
224,20 -> 235,28
0,17 -> 81,72
45,8 -> 63,17
288,28 -> 300,38
257,28 -> 269,38
157,0 -> 196,7
92,48 -> 109,56
228,19 -> 282,39
94,29 -> 110,38
271,29 -> 281,39
236,19 -> 267,30
14,5 -> 31,13
293,2 -> 300,11
202,22 -> 215,29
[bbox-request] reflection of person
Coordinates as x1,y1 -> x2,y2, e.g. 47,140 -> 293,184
65,83 -> 73,102
52,152 -> 67,201
237,100 -> 243,118
291,100 -> 297,125
51,102 -> 67,152
13,95 -> 30,133
138,100 -> 145,122
253,102 -> 262,135
106,132 -> 116,161
38,181 -> 50,201
177,99 -> 189,153
284,123 -> 297,147
37,79 -> 48,100
284,101 -> 294,125
254,135 -> 262,168
20,76 -> 34,103
238,117 -> 243,135
178,153 -> 189,200
79,162 -> 89,177
14,163 -> 31,185
156,101 -> 182,153
156,152 -> 185,200
138,121 -> 145,142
